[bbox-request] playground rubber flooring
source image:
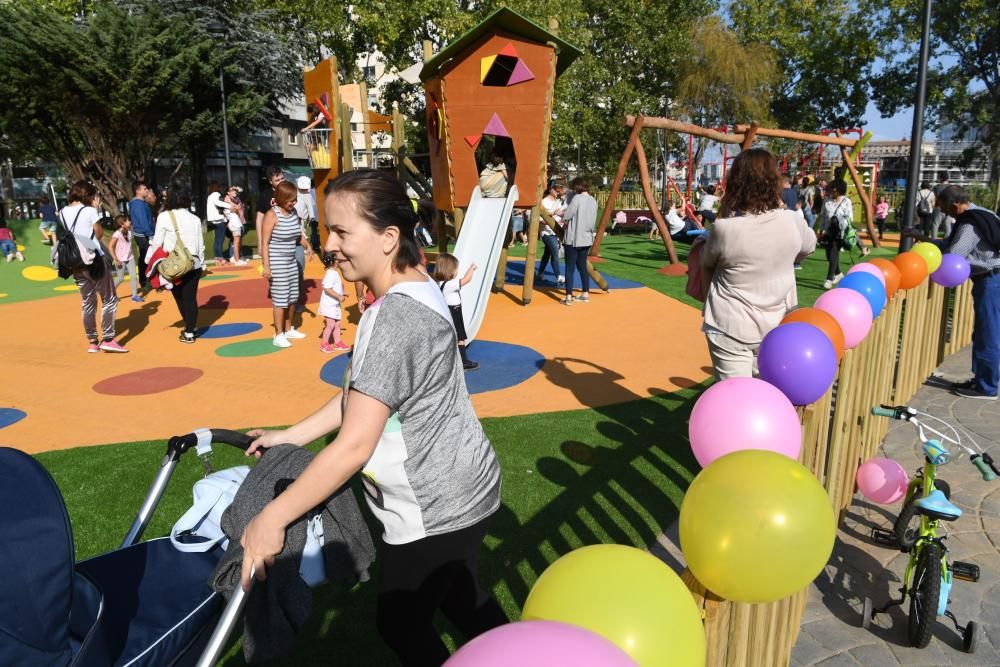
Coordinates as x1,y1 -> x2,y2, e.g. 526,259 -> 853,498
0,222 -> 710,453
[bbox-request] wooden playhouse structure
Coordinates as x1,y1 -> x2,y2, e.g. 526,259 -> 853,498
419,8 -> 589,304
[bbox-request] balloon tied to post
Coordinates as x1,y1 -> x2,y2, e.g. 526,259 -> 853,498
678,241 -> 973,606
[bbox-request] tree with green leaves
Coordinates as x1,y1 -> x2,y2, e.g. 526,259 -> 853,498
872,0 -> 1000,197
672,16 -> 779,181
0,0 -> 301,213
728,0 -> 886,132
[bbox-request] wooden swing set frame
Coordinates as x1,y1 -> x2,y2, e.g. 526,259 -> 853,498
590,115 -> 881,274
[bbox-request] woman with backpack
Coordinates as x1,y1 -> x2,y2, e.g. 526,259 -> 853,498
60,180 -> 127,353
146,180 -> 205,344
818,179 -> 864,289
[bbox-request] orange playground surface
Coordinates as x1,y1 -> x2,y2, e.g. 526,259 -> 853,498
0,261 -> 711,453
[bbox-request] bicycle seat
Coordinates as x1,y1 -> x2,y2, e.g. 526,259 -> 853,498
915,489 -> 962,521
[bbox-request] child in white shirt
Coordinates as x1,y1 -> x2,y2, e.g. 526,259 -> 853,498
433,252 -> 478,371
319,253 -> 349,353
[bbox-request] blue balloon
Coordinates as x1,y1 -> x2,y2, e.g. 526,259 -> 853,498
838,272 -> 887,318
758,323 -> 839,406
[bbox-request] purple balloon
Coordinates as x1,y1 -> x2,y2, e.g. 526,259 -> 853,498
444,621 -> 638,667
931,253 -> 971,288
758,322 -> 839,405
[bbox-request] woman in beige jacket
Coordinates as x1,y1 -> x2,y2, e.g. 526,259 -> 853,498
701,149 -> 817,379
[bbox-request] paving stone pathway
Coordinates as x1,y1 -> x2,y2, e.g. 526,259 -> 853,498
793,347 -> 1000,666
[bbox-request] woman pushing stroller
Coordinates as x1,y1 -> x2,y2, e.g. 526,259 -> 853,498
239,170 -> 508,666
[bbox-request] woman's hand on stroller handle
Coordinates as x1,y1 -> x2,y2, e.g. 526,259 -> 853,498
245,429 -> 290,458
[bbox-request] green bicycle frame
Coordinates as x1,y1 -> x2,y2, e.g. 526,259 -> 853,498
901,460 -> 949,601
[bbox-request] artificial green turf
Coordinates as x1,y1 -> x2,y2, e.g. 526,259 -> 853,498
36,387 -> 701,666
0,218 -> 74,304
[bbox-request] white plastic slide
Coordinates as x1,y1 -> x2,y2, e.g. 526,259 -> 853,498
451,185 -> 519,342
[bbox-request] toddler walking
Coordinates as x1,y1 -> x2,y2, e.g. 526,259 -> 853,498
108,215 -> 143,302
319,253 -> 350,353
433,253 -> 479,371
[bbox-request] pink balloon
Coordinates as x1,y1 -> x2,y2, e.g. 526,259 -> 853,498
856,457 -> 909,504
847,263 -> 887,287
688,377 -> 802,468
444,621 -> 638,667
814,288 -> 874,349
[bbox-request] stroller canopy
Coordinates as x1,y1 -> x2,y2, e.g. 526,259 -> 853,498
0,447 -> 75,666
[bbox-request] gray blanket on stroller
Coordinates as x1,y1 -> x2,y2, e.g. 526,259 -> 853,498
212,444 -> 376,663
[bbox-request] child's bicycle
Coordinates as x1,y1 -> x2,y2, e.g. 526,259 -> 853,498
861,404 -> 999,653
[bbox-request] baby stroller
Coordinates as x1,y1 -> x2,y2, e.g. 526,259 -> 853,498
0,429 -> 257,667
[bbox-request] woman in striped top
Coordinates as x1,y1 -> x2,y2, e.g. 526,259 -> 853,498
261,181 -> 311,347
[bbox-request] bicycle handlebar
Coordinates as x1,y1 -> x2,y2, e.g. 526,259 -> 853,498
871,406 -> 899,418
972,453 -> 999,482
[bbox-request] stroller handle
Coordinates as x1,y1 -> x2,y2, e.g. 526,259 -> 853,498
121,429 -> 256,548
167,429 -> 255,460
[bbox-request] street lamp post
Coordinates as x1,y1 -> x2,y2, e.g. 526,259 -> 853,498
206,22 -> 233,187
900,0 -> 933,253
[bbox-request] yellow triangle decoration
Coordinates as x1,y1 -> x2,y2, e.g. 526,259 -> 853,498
480,55 -> 497,83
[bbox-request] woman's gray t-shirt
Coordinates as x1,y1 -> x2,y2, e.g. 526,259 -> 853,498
347,278 -> 501,544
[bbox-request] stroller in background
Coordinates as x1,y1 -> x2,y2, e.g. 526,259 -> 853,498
0,429 -> 260,667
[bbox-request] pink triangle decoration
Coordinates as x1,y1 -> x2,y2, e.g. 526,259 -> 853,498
498,42 -> 519,58
482,113 -> 511,138
465,134 -> 482,148
506,59 -> 535,86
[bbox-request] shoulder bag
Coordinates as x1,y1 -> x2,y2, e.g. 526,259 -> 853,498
157,211 -> 195,280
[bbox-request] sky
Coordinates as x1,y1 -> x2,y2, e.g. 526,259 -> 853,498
862,101 -> 918,141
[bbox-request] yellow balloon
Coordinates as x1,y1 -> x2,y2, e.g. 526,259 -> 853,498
912,242 -> 943,274
522,545 -> 705,666
679,450 -> 835,603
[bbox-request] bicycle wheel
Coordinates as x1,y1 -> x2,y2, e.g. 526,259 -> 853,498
894,480 -> 950,551
907,543 -> 942,648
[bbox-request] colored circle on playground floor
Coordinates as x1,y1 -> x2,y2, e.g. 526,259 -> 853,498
215,338 -> 286,358
319,340 -> 545,394
198,278 -> 320,309
93,367 -> 203,396
54,285 -> 78,292
195,322 -> 263,339
16,244 -> 25,252
22,265 -> 58,281
201,273 -> 239,282
0,408 -> 27,429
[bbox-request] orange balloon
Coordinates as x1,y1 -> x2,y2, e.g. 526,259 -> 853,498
868,258 -> 901,299
892,252 -> 929,290
782,307 -> 846,361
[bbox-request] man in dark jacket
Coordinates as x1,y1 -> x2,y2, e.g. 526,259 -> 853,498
933,186 -> 999,399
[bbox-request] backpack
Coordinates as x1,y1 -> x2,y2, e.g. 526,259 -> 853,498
157,211 -> 194,280
917,191 -> 933,215
840,222 -> 859,251
54,207 -> 91,279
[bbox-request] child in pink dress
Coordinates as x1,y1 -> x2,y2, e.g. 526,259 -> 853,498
319,253 -> 350,353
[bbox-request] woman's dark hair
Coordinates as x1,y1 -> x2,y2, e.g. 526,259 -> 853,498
164,179 -> 193,210
718,148 -> 782,217
920,181 -> 931,190
68,180 -> 98,205
705,184 -> 716,195
570,176 -> 589,194
325,170 -> 422,272
207,180 -> 223,194
829,179 -> 848,197
39,196 -> 49,205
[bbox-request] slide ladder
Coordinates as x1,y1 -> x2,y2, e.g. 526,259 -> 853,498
452,185 -> 518,342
